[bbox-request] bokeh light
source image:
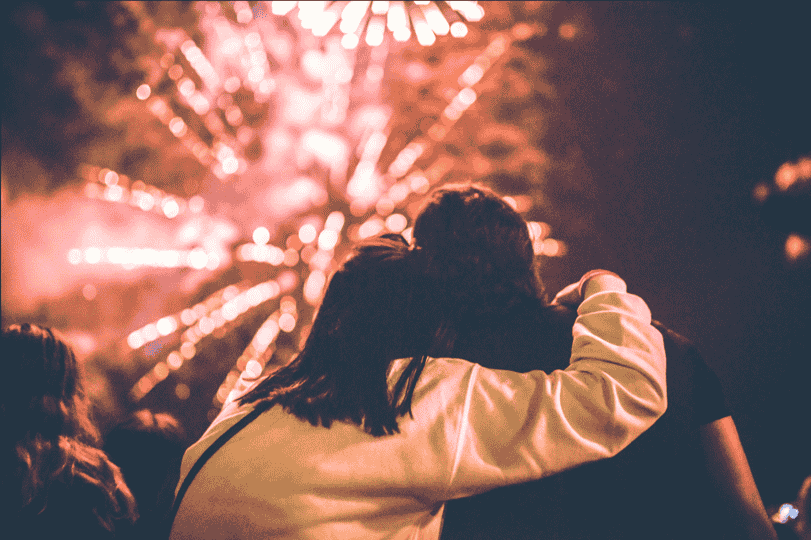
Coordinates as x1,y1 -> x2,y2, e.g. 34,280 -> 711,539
298,223 -> 318,244
136,84 -> 151,100
253,226 -> 271,245
785,234 -> 810,262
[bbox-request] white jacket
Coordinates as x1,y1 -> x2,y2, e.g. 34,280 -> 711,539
171,276 -> 666,539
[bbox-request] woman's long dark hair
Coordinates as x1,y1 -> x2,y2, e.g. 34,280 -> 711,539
239,235 -> 440,437
1,323 -> 137,533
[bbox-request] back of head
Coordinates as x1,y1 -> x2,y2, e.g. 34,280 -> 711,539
413,183 -> 542,322
105,410 -> 187,535
1,323 -> 97,444
240,234 -> 442,436
104,410 -> 187,480
2,323 -> 137,536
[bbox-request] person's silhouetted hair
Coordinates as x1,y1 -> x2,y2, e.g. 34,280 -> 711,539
239,235 -> 440,436
1,323 -> 137,539
105,409 -> 187,539
413,183 -> 543,315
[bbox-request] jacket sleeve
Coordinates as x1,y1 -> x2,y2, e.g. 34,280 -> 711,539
444,277 -> 667,499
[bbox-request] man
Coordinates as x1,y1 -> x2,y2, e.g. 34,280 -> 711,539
413,182 -> 777,540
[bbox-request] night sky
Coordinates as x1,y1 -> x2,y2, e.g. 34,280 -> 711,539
563,2 -> 810,505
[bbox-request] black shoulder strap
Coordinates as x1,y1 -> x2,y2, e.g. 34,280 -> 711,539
164,403 -> 269,538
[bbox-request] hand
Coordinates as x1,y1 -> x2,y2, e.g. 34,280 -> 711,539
551,270 -> 625,307
551,282 -> 581,307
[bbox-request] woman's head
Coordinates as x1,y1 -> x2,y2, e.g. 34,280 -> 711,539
104,410 -> 187,529
413,183 -> 542,315
3,324 -> 138,531
1,323 -> 98,444
240,235 -> 440,436
314,234 -> 437,359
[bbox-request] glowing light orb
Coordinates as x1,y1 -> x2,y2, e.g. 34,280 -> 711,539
199,316 -> 216,336
271,1 -> 297,16
137,193 -> 155,212
162,198 -> 180,218
169,117 -> 187,137
254,320 -> 279,347
245,32 -> 262,48
175,383 -> 190,399
245,359 -> 263,378
279,313 -> 297,332
222,157 -> 239,174
128,330 -> 145,350
785,234 -> 810,262
168,64 -> 183,80
104,185 -> 124,202
154,363 -> 169,381
267,246 -> 285,266
317,229 -> 340,251
341,33 -> 360,49
304,270 -> 327,305
224,76 -> 241,93
84,247 -> 102,264
359,216 -> 385,239
180,341 -> 196,360
206,252 -> 221,271
142,323 -> 159,343
253,226 -> 271,245
450,21 -> 468,38
385,213 -> 408,233
409,173 -> 430,194
167,352 -> 183,370
402,227 -> 413,244
81,284 -> 97,301
136,84 -> 151,100
188,195 -> 205,213
283,248 -> 300,267
156,316 -> 178,336
277,271 -> 298,292
559,23 -> 577,39
138,378 -> 153,394
299,223 -> 318,244
325,211 -> 346,231
188,248 -> 209,270
68,249 -> 82,265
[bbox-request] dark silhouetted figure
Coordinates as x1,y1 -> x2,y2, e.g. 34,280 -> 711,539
105,409 -> 188,539
1,323 -> 138,539
412,183 -> 777,540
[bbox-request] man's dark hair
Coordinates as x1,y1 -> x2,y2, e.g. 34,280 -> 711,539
413,183 -> 543,320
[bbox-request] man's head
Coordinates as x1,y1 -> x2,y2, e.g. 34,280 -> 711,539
412,183 -> 542,316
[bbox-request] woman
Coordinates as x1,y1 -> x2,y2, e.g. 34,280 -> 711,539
1,323 -> 138,539
169,236 -> 667,540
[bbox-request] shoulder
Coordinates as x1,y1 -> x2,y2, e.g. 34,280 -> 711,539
650,320 -> 729,424
390,356 -> 480,412
652,320 -> 695,350
391,356 -> 478,385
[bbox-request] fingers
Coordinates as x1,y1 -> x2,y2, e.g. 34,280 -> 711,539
551,271 -> 626,307
551,282 -> 581,306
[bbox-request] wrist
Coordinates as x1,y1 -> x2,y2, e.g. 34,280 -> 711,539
578,270 -> 626,299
